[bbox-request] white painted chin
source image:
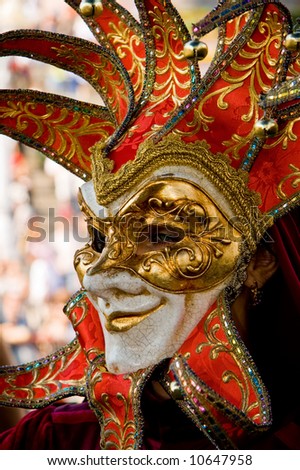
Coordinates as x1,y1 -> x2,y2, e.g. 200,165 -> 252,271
83,270 -> 229,375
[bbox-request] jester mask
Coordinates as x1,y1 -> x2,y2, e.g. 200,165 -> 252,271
0,0 -> 299,449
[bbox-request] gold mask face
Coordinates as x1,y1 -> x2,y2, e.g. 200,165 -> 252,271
75,178 -> 242,293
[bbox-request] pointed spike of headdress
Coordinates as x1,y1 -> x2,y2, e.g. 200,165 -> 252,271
66,0 -> 146,103
0,90 -> 115,179
0,29 -> 134,125
191,0 -> 292,38
0,340 -> 86,407
100,0 -> 201,157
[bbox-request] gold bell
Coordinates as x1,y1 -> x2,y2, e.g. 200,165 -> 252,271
284,18 -> 300,52
183,38 -> 208,60
79,0 -> 103,18
253,118 -> 278,138
284,32 -> 300,52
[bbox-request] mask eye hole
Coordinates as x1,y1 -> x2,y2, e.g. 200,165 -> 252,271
136,225 -> 185,246
150,226 -> 185,244
91,226 -> 106,253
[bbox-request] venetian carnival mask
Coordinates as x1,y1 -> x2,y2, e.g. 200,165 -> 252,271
73,162 -> 243,372
0,0 -> 299,450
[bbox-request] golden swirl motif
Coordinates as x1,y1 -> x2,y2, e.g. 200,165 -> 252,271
101,392 -> 136,450
196,307 -> 250,413
140,199 -> 232,280
87,365 -> 137,450
74,244 -> 100,286
91,134 -> 262,255
0,100 -> 112,171
262,118 -> 300,151
52,45 -> 129,118
146,7 -> 191,112
224,13 -> 251,47
221,11 -> 282,158
84,177 -> 241,293
277,163 -> 300,200
195,11 -> 281,159
107,21 -> 145,99
3,344 -> 84,400
65,298 -> 89,328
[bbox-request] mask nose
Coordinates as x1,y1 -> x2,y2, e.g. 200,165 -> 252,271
84,267 -> 149,296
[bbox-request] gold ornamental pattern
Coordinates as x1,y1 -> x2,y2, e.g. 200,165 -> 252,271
196,308 -> 251,414
142,6 -> 191,118
186,10 -> 281,160
84,177 -> 242,293
277,163 -> 300,200
107,21 -> 145,100
87,365 -> 148,450
262,118 -> 300,151
0,341 -> 85,404
52,44 -> 129,122
221,10 -> 283,159
91,134 -> 262,252
0,99 -> 113,173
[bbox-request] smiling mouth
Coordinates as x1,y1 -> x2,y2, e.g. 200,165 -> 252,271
104,300 -> 166,333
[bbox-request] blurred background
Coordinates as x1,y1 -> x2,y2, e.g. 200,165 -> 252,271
0,0 -> 299,365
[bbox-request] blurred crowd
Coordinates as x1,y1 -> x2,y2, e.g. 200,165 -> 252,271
0,138 -> 86,364
0,0 -> 93,365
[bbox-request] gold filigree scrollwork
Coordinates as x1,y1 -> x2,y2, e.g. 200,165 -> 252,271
195,308 -> 250,414
65,298 -> 89,328
216,11 -> 281,159
263,118 -> 300,151
74,244 -> 100,286
224,13 -> 251,47
98,369 -> 151,450
3,345 -> 84,401
107,22 -> 145,98
277,163 -> 300,200
145,6 -> 190,113
140,198 -> 232,280
91,135 -> 261,254
196,309 -> 229,358
83,177 -> 241,293
87,365 -> 138,450
0,100 -> 111,171
52,45 -> 127,116
288,54 -> 300,79
100,392 -> 136,450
